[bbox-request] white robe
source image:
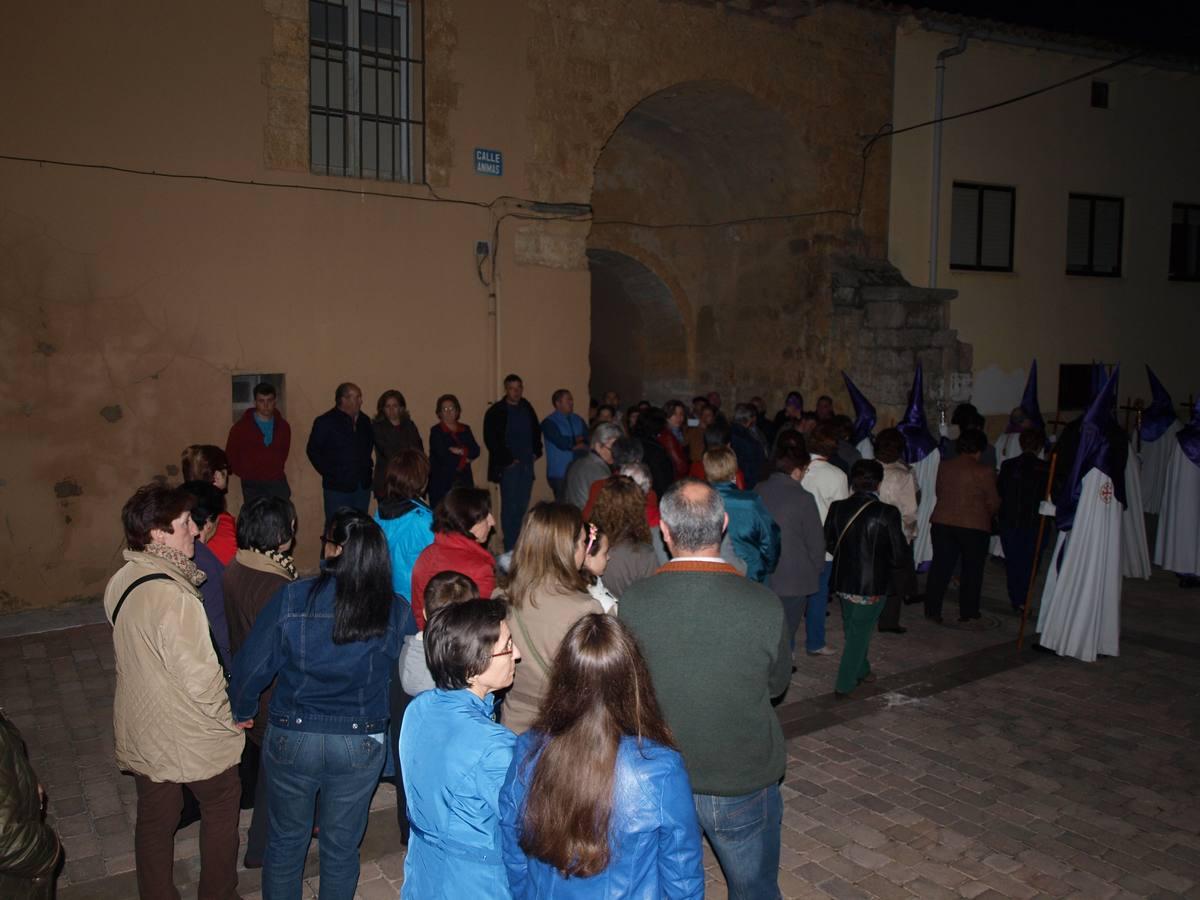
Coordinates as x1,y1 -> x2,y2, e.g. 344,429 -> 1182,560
1037,467 -> 1122,662
994,432 -> 1023,472
911,449 -> 940,568
1153,439 -> 1200,575
1120,444 -> 1151,580
1140,420 -> 1182,515
856,437 -> 874,460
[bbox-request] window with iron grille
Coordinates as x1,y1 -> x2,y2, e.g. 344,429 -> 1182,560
1169,203 -> 1200,282
309,0 -> 424,182
1066,194 -> 1123,277
949,182 -> 1015,272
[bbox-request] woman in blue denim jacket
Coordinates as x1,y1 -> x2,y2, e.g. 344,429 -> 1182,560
229,509 -> 412,900
500,614 -> 704,899
400,599 -> 520,899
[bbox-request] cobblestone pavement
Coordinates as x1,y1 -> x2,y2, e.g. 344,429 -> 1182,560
5,560 -> 1199,899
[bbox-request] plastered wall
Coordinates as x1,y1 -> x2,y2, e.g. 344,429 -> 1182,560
1,0 -> 897,609
889,23 -> 1200,422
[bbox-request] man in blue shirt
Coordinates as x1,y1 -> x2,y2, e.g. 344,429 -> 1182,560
540,389 -> 588,501
483,374 -> 543,551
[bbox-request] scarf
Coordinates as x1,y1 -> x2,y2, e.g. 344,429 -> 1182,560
143,542 -> 206,587
237,547 -> 299,581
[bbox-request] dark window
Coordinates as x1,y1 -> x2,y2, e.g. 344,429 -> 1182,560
949,182 -> 1015,272
309,0 -> 424,182
1091,80 -> 1109,109
232,374 -> 286,423
1169,204 -> 1200,281
1066,194 -> 1123,277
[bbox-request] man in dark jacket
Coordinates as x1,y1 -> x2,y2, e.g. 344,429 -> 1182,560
305,382 -> 375,527
825,459 -> 908,698
0,712 -> 60,899
225,381 -> 291,504
997,429 -> 1051,610
482,374 -> 543,551
730,404 -> 768,489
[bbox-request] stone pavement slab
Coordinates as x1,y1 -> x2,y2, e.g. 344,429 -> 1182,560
6,556 -> 1200,898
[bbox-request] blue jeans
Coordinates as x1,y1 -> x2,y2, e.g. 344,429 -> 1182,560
804,561 -> 832,653
262,726 -> 385,900
322,487 -> 371,529
694,784 -> 783,900
499,461 -> 534,551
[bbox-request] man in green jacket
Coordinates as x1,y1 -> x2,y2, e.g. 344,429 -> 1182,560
0,711 -> 60,899
622,479 -> 792,900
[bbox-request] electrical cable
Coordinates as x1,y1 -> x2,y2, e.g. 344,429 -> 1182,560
0,47 -> 1160,236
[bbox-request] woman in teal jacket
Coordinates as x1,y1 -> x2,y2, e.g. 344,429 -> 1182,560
400,600 -> 520,899
704,447 -> 781,582
373,449 -> 435,598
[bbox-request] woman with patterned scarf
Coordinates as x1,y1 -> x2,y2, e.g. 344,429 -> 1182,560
221,495 -> 299,869
103,483 -> 247,900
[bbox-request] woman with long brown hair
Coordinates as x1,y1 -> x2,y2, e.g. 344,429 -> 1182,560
500,502 -> 606,734
499,614 -> 703,898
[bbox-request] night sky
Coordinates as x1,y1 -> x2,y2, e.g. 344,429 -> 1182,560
912,1 -> 1200,60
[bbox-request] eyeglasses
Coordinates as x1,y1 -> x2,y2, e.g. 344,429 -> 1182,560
492,637 -> 514,657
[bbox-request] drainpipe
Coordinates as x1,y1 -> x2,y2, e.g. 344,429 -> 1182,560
929,32 -> 969,288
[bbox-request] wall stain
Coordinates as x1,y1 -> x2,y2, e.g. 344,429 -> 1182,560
99,404 -> 123,423
53,478 -> 84,498
36,341 -> 57,355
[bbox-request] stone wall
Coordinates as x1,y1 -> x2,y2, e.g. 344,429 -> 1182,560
831,256 -> 973,425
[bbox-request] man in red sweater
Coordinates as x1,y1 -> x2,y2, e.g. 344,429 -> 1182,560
226,382 -> 292,504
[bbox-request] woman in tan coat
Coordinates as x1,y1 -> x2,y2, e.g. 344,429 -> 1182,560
103,483 -> 246,900
501,503 -> 607,734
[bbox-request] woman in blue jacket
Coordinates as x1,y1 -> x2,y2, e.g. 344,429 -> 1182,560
400,600 -> 520,899
229,510 -> 412,900
500,614 -> 704,899
372,447 -> 435,842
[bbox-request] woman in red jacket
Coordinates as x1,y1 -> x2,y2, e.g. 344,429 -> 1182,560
181,444 -> 237,565
410,487 -> 497,628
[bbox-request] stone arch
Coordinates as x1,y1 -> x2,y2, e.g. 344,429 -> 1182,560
587,79 -> 817,405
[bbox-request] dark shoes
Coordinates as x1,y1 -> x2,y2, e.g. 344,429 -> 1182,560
925,613 -> 943,624
1180,576 -> 1200,589
859,672 -> 876,684
904,594 -> 925,606
879,626 -> 907,634
957,613 -> 982,622
834,690 -> 851,700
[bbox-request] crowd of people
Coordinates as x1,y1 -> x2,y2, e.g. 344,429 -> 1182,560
22,370 -> 1141,900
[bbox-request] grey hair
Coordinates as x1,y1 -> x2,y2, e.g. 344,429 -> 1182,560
618,463 -> 652,495
590,422 -> 623,450
733,403 -> 756,426
660,479 -> 725,552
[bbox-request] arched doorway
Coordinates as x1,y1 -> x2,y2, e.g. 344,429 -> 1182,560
588,249 -> 688,405
587,80 -> 816,406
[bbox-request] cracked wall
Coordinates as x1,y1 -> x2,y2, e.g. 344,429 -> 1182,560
1,0 -> 898,608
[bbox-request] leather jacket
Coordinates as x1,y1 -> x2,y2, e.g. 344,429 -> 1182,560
0,713 -> 59,899
824,492 -> 909,596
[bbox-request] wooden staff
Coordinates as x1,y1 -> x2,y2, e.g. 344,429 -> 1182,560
1017,451 -> 1059,651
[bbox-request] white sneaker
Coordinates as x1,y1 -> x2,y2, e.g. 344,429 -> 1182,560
806,646 -> 836,656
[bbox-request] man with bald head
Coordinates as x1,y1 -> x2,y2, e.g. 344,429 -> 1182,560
621,479 -> 791,899
306,382 -> 375,527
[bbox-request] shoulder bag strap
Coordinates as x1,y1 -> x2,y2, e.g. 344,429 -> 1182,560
110,574 -> 171,624
832,500 -> 877,561
512,609 -> 551,677
110,572 -> 231,683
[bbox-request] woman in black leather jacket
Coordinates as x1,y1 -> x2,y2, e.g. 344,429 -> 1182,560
824,460 -> 909,698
